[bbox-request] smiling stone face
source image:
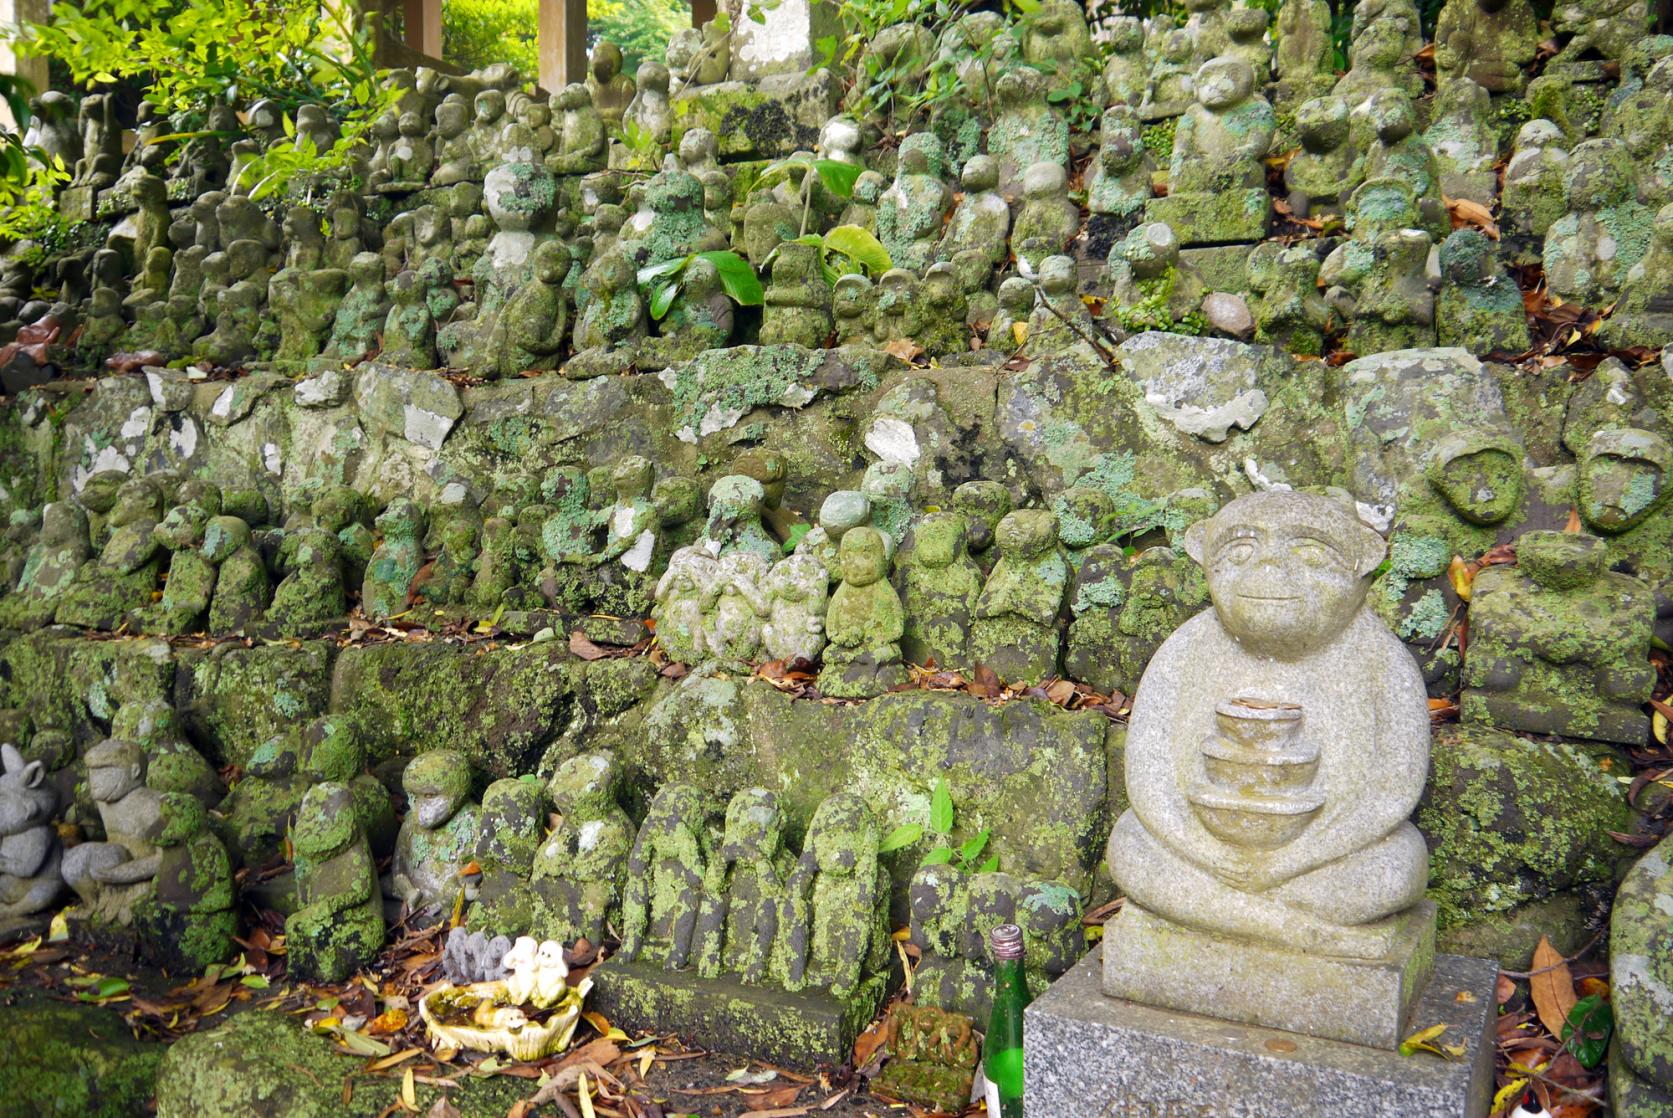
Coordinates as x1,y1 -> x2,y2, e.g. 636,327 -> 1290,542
1184,490 -> 1386,660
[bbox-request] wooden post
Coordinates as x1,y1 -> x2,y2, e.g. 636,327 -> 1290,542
538,0 -> 588,92
0,0 -> 50,131
690,0 -> 716,27
402,0 -> 443,58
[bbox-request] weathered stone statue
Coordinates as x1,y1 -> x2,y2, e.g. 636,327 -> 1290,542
1463,530 -> 1653,744
1101,17 -> 1148,106
55,477 -> 164,630
781,792 -> 890,999
1543,138 -> 1654,306
1026,255 -> 1104,357
819,525 -> 907,698
60,738 -> 163,923
622,61 -> 673,150
1248,241 -> 1332,356
1603,203 -> 1673,349
1433,0 -> 1539,92
1275,0 -> 1334,104
1549,0 -> 1650,73
762,550 -> 829,665
530,752 -> 634,946
1106,223 -> 1206,333
1146,56 -> 1274,245
463,777 -> 545,934
938,155 -> 1010,268
204,515 -> 270,634
288,782 -> 385,982
547,84 -> 607,175
1086,107 -> 1153,240
1285,97 -> 1359,219
136,792 -> 236,971
319,252 -> 390,365
1140,29 -> 1197,122
362,499 -> 425,620
1355,91 -> 1447,237
694,788 -> 794,983
487,239 -> 571,378
390,750 -> 480,915
1436,229 -> 1533,354
1011,162 -> 1080,275
0,501 -> 89,629
0,743 -> 65,921
587,41 -> 637,130
989,68 -> 1070,190
1103,490 -> 1433,1047
969,509 -> 1066,685
1333,18 -> 1424,113
876,133 -> 951,276
899,511 -> 981,671
759,241 -> 833,349
619,782 -> 710,969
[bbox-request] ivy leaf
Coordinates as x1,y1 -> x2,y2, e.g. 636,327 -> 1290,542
823,224 -> 891,276
929,776 -> 954,835
1561,995 -> 1613,1069
696,250 -> 763,306
650,281 -> 680,321
878,823 -> 923,853
812,158 -> 862,199
920,845 -> 954,867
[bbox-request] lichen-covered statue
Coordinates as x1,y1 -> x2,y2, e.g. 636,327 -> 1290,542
530,752 -> 635,946
693,788 -> 795,983
619,782 -> 710,970
135,792 -> 236,971
60,737 -> 164,924
819,526 -> 908,698
969,510 -> 1067,685
1103,490 -> 1433,1046
899,511 -> 982,671
781,793 -> 891,1001
390,750 -> 481,916
287,782 -> 385,983
1146,55 -> 1274,245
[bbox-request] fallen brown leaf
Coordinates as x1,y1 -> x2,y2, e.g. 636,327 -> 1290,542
1529,935 -> 1578,1039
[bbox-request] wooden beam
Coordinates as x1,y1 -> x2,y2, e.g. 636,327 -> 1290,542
690,0 -> 716,27
538,0 -> 588,92
402,0 -> 443,58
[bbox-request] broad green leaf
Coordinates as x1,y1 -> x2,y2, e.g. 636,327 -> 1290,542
920,845 -> 954,867
879,823 -> 923,852
637,255 -> 689,286
959,829 -> 990,863
812,158 -> 862,199
697,250 -> 763,306
1562,995 -> 1613,1069
929,776 -> 954,834
650,281 -> 680,321
978,854 -> 1001,873
823,224 -> 891,276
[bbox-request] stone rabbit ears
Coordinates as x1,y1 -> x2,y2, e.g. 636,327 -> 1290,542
1180,491 -> 1388,579
0,742 -> 44,787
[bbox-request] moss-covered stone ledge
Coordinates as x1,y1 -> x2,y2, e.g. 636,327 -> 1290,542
0,992 -> 160,1118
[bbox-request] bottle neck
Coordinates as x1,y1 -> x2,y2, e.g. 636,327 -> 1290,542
992,957 -> 1029,1001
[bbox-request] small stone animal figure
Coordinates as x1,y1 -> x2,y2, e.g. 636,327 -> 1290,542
443,927 -> 514,985
0,743 -> 65,920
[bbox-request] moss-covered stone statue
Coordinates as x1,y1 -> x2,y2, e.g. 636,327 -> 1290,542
287,782 -> 385,983
876,133 -> 951,275
135,792 -> 236,972
1501,120 -> 1571,238
1436,229 -> 1532,355
1145,55 -> 1274,245
762,550 -> 829,666
619,782 -> 710,969
759,241 -> 832,348
133,482 -> 221,634
390,750 -> 481,916
361,498 -> 425,620
693,788 -> 795,983
0,743 -> 65,922
60,738 -> 163,924
970,509 -> 1067,685
1463,530 -> 1654,745
529,752 -> 634,946
464,776 -> 546,934
819,526 -> 908,698
780,792 -> 890,1000
203,515 -> 270,634
266,513 -> 347,630
1010,162 -> 1080,275
898,511 -> 981,672
55,477 -> 164,630
1601,203 -> 1673,350
0,502 -> 89,629
1543,138 -> 1654,307
1574,427 -> 1673,580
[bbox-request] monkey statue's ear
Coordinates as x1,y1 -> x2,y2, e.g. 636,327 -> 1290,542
1356,522 -> 1389,578
1182,519 -> 1210,567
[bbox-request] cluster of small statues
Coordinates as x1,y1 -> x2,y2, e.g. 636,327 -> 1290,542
6,0 -> 1673,394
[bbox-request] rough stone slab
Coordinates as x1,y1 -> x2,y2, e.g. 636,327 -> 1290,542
1144,189 -> 1269,246
1026,947 -> 1498,1118
589,958 -> 887,1071
1101,902 -> 1436,1049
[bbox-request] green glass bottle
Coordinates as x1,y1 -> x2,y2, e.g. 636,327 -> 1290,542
983,922 -> 1030,1118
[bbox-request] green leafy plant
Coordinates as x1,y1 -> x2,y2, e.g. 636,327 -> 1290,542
0,75 -> 70,232
878,776 -> 999,873
442,0 -> 539,75
1560,995 -> 1613,1070
783,224 -> 893,285
757,152 -> 864,236
587,0 -> 690,71
636,250 -> 764,321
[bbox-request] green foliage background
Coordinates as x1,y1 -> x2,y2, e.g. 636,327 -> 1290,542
441,0 -> 689,75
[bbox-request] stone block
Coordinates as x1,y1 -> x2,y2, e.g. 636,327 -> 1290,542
1026,947 -> 1498,1118
59,185 -> 96,223
669,71 -> 840,160
1101,902 -> 1437,1050
588,957 -> 888,1070
1144,189 -> 1270,246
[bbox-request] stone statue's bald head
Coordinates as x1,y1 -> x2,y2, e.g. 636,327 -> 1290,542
1184,490 -> 1386,659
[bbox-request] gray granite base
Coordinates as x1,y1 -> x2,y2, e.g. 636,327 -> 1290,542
1102,902 -> 1437,1049
1025,947 -> 1498,1118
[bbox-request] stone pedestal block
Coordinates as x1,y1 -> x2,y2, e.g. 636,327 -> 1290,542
1025,946 -> 1498,1118
589,958 -> 888,1071
1144,189 -> 1270,246
1101,902 -> 1437,1049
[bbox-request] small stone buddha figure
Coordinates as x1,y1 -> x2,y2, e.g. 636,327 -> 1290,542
431,97 -> 476,186
795,489 -> 873,579
1464,530 -> 1655,744
876,133 -> 952,277
1543,138 -> 1654,306
989,68 -> 1070,191
1354,90 -> 1447,238
1247,241 -> 1331,356
701,550 -> 773,667
1423,78 -> 1499,205
1549,0 -> 1650,74
1027,255 -> 1105,356
1225,8 -> 1272,77
899,510 -> 982,671
320,252 -> 391,365
620,782 -> 711,970
1148,55 -> 1275,245
1436,229 -> 1533,354
1274,0 -> 1333,104
60,738 -> 164,923
1285,96 -> 1360,220
530,752 -> 635,945
819,526 -> 908,698
203,515 -> 270,634
464,777 -> 546,934
781,793 -> 891,999
1602,203 -> 1673,350
1106,223 -> 1206,334
832,273 -> 875,347
1011,162 -> 1080,275
622,61 -> 673,150
587,40 -> 638,131
969,510 -> 1067,685
1141,29 -> 1198,122
1105,491 -> 1430,979
1577,426 -> 1672,545
0,501 -> 88,629
1087,106 -> 1154,238
654,546 -> 720,663
361,498 -> 425,620
759,241 -> 832,348
1333,18 -> 1424,114
390,750 -> 480,916
55,477 -> 165,631
1102,17 -> 1148,106
762,550 -> 829,666
0,742 -> 65,922
288,782 -> 385,983
487,239 -> 571,378
1434,0 -> 1540,93
547,83 -> 607,175
467,89 -> 509,169
136,792 -> 236,971
693,788 -> 795,984
938,155 -> 1010,269
569,249 -> 647,367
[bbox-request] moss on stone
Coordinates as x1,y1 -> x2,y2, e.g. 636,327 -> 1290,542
0,993 -> 160,1118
